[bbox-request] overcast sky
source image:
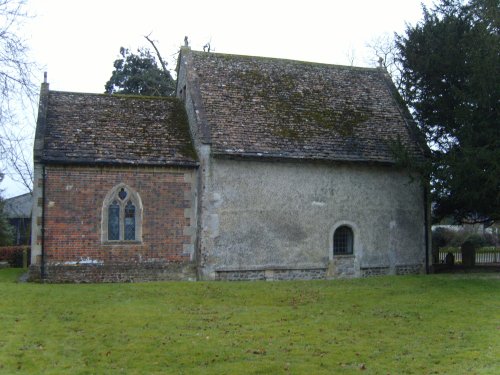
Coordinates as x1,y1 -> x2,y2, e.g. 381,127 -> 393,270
2,0 -> 434,197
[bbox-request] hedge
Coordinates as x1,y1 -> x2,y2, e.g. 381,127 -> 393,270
0,246 -> 31,268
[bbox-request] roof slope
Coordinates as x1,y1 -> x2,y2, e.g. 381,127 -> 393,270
3,193 -> 32,218
188,51 -> 423,163
39,91 -> 197,166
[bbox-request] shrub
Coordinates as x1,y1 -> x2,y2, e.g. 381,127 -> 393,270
432,227 -> 454,249
464,234 -> 486,248
448,231 -> 470,247
432,227 -> 499,249
483,232 -> 499,246
0,212 -> 13,246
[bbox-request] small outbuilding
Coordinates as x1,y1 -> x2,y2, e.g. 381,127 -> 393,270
3,192 -> 32,245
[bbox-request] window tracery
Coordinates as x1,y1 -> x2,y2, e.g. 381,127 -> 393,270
102,184 -> 142,242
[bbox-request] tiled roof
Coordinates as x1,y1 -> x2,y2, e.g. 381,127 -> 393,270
39,91 -> 197,166
3,193 -> 32,218
187,51 -> 424,163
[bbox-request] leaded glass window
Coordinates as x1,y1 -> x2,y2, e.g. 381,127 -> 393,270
103,185 -> 142,242
124,201 -> 136,241
108,201 -> 120,240
118,188 -> 127,200
333,226 -> 353,255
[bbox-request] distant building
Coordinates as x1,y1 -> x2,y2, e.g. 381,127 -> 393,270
3,193 -> 32,245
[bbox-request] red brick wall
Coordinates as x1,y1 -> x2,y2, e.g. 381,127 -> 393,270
43,165 -> 196,270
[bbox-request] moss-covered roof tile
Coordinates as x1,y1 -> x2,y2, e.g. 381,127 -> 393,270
188,51 -> 423,163
41,91 -> 197,166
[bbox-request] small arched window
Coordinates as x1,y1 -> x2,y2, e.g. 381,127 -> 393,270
102,185 -> 142,242
333,225 -> 354,255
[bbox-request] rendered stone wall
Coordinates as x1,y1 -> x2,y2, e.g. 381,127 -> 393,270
199,158 -> 426,280
177,49 -> 427,281
30,165 -> 197,282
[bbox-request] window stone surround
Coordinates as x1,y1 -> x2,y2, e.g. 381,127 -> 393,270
101,183 -> 143,244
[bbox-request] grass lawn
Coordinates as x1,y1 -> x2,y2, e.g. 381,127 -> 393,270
0,269 -> 498,374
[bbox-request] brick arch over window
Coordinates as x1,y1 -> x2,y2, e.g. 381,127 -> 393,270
101,184 -> 143,243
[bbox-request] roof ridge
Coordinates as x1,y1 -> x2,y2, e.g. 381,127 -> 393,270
5,192 -> 32,200
48,90 -> 179,101
189,49 -> 380,72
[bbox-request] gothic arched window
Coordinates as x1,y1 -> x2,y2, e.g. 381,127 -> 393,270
102,185 -> 143,242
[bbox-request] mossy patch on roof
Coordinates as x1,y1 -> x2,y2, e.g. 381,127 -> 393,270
168,99 -> 197,161
231,68 -> 371,140
42,91 -> 198,166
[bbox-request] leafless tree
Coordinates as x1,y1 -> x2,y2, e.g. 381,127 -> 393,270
0,125 -> 33,192
0,0 -> 38,193
144,34 -> 169,77
366,33 -> 406,99
345,46 -> 356,67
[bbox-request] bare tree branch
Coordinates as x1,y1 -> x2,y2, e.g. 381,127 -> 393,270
0,122 -> 33,192
366,33 -> 406,99
345,46 -> 356,66
144,34 -> 169,76
0,0 -> 38,194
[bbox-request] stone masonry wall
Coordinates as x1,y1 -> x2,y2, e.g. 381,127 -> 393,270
216,268 -> 326,281
395,264 -> 423,275
29,262 -> 196,283
31,165 -> 197,282
199,159 -> 426,280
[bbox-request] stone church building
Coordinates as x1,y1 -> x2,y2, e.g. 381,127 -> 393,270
30,47 -> 430,282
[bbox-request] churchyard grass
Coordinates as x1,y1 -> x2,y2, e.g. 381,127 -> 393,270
0,269 -> 498,374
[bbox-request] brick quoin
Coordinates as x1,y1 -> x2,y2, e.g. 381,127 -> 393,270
43,165 -> 195,267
